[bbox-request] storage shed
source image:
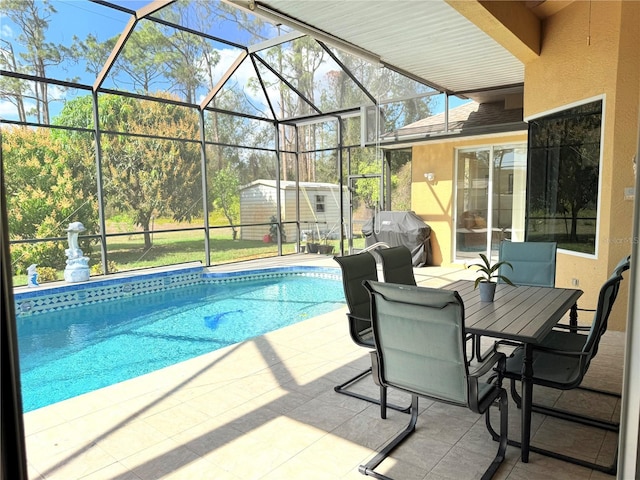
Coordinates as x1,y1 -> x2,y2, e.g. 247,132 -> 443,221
239,180 -> 346,241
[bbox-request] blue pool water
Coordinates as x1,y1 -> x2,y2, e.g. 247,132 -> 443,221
17,274 -> 345,412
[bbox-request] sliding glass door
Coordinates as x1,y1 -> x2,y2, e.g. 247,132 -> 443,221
454,144 -> 527,262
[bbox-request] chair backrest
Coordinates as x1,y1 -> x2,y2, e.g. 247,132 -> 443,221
584,271 -> 626,363
587,257 -> 630,354
377,246 -> 417,285
333,252 -> 378,346
363,280 -> 469,406
612,254 -> 631,278
498,240 -> 557,287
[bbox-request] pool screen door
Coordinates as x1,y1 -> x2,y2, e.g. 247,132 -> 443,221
347,174 -> 382,254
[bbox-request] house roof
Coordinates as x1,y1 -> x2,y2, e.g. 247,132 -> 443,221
240,180 -> 342,191
380,101 -> 527,146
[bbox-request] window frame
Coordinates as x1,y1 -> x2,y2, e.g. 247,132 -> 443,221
453,142 -> 527,263
524,95 -> 605,259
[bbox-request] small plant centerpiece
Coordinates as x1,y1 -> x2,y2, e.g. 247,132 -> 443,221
468,253 -> 514,302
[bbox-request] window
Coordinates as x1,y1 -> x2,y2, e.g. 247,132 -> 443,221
526,99 -> 602,255
315,195 -> 326,213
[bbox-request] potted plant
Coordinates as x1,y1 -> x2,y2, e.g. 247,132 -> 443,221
468,253 -> 514,302
306,227 -> 320,253
268,215 -> 286,243
317,238 -> 334,255
317,224 -> 338,255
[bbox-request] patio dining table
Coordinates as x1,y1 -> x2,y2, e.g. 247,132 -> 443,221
443,279 -> 583,463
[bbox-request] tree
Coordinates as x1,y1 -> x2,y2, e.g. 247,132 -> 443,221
57,93 -> 202,250
64,33 -> 115,80
0,0 -> 63,124
528,103 -> 601,245
556,144 -> 599,242
0,40 -> 28,122
392,157 -> 412,211
3,126 -> 98,272
68,22 -> 169,94
258,36 -> 326,181
210,166 -> 240,239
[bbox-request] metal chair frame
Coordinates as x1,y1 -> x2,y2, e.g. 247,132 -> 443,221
360,281 -> 509,480
333,252 -> 410,418
487,263 -> 629,475
475,241 -> 558,361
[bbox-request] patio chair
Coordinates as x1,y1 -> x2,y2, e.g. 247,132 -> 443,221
491,265 -> 628,475
519,254 -> 630,362
333,253 -> 410,419
518,254 -> 631,404
474,240 -> 558,360
378,244 -> 479,363
571,254 -> 631,331
498,240 -> 557,287
376,245 -> 416,285
360,281 -> 508,480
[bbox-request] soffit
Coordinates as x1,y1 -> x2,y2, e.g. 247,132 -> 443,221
256,0 -> 524,100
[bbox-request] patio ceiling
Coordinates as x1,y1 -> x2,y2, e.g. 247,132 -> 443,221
230,0 -> 566,103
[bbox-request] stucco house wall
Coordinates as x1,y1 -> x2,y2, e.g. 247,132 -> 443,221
411,132 -> 527,266
407,1 -> 638,332
522,1 -> 640,331
404,1 -> 640,330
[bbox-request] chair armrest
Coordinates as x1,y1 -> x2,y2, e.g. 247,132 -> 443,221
530,343 -> 590,358
553,323 -> 590,332
369,351 -> 383,387
468,350 -> 505,379
519,344 -> 592,389
468,351 -> 506,413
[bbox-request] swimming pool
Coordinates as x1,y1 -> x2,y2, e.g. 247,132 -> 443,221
16,268 -> 345,412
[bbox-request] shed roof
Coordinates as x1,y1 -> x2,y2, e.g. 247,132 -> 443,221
240,180 -> 342,191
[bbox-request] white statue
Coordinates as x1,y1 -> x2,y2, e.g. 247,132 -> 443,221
64,222 -> 90,283
27,264 -> 39,287
65,221 -> 86,259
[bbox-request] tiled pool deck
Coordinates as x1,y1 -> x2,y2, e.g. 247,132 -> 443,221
23,255 -> 623,479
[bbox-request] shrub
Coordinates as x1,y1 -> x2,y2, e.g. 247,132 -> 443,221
4,127 -> 98,273
90,261 -> 119,276
37,267 -> 59,283
12,239 -> 94,274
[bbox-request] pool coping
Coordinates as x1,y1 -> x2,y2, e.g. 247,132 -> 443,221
13,261 -> 341,317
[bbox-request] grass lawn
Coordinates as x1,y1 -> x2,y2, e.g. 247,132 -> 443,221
12,227 -> 361,287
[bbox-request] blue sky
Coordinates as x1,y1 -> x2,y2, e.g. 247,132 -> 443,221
1,0 -> 469,123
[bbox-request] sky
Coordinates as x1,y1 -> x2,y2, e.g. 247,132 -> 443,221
0,0 -> 469,123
